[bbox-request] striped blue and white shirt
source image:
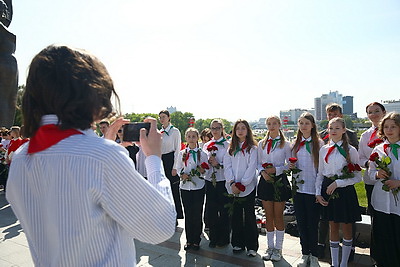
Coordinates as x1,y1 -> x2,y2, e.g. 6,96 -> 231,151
6,115 -> 176,267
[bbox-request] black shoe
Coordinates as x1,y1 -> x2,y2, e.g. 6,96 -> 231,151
209,242 -> 216,248
348,248 -> 355,262
184,243 -> 192,250
317,244 -> 325,259
192,244 -> 200,251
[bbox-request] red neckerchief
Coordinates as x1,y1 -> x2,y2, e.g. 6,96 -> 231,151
28,124 -> 83,154
370,127 -> 378,141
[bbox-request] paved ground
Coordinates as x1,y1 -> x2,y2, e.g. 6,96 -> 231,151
0,193 -> 373,266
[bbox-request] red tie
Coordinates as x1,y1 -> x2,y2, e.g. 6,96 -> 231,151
28,124 -> 83,154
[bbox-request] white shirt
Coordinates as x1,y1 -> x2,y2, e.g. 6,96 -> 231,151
257,137 -> 291,175
316,140 -> 361,196
176,147 -> 207,190
203,137 -> 230,182
224,142 -> 258,197
292,137 -> 324,195
358,126 -> 380,185
368,140 -> 400,216
6,115 -> 176,267
160,124 -> 181,169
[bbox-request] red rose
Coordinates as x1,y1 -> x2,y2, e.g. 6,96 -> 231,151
262,163 -> 273,169
200,162 -> 210,169
207,145 -> 218,152
289,157 -> 298,163
235,182 -> 246,192
354,164 -> 362,171
369,152 -> 379,162
348,163 -> 356,172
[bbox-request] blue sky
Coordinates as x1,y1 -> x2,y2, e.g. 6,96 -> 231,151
9,0 -> 400,121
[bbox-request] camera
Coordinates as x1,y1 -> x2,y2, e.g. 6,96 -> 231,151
122,122 -> 151,142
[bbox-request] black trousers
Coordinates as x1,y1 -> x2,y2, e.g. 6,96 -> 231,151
205,180 -> 231,246
181,187 -> 205,245
372,211 -> 400,267
162,152 -> 183,219
231,189 -> 259,251
294,192 -> 320,256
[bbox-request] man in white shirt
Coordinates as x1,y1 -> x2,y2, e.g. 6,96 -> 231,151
6,45 -> 176,267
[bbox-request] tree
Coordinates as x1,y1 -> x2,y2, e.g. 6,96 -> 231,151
13,85 -> 25,126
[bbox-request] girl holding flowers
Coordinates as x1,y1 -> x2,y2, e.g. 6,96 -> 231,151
316,117 -> 362,267
224,119 -> 259,257
203,119 -> 231,248
368,112 -> 400,267
290,112 -> 324,267
257,115 -> 291,262
176,128 -> 208,251
359,102 -> 386,216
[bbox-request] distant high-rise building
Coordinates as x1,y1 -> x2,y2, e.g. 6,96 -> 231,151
342,96 -> 354,115
314,91 -> 347,120
383,100 -> 400,113
280,108 -> 308,125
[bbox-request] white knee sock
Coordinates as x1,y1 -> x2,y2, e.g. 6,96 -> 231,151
266,231 -> 275,249
340,239 -> 352,267
330,240 -> 340,267
275,230 -> 285,250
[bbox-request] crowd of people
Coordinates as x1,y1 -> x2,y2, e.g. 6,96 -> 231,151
1,44 -> 399,267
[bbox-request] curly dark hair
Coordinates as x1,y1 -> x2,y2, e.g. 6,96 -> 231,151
22,45 -> 119,137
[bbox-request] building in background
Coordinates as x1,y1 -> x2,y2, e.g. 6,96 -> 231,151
383,100 -> 400,113
314,91 -> 343,120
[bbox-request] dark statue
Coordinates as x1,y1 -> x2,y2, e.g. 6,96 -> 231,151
0,0 -> 18,128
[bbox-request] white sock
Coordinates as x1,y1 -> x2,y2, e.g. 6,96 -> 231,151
340,239 -> 352,267
275,230 -> 285,250
330,240 -> 340,267
266,231 -> 275,249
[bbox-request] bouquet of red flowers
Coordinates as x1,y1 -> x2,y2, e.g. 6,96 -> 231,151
367,139 -> 384,148
369,152 -> 399,205
262,162 -> 284,201
326,162 -> 361,201
207,144 -> 223,187
224,182 -> 246,216
179,162 -> 209,186
285,157 -> 304,197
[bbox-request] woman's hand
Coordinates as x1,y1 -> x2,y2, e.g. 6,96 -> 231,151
326,181 -> 337,196
231,184 -> 241,195
181,173 -> 189,181
384,179 -> 400,190
208,156 -> 219,167
376,169 -> 390,179
316,195 -> 328,206
104,117 -> 130,140
139,117 -> 162,157
261,170 -> 273,182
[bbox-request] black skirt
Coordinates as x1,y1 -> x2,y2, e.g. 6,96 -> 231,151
321,177 -> 361,223
257,173 -> 291,202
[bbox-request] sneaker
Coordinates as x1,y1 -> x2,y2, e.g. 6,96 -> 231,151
262,248 -> 274,261
232,246 -> 244,253
309,255 -> 321,267
271,248 -> 282,261
297,254 -> 309,267
247,249 -> 257,257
